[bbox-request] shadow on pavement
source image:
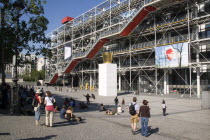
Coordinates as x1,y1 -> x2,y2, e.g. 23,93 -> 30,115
52,119 -> 86,127
19,135 -> 57,140
117,92 -> 133,96
136,126 -> 159,137
147,126 -> 159,136
0,133 -> 10,135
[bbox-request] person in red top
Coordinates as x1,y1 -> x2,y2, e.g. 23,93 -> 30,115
34,89 -> 42,126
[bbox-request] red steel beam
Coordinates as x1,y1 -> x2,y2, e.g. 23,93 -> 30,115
119,6 -> 156,37
86,39 -> 110,59
49,73 -> 58,84
64,59 -> 80,73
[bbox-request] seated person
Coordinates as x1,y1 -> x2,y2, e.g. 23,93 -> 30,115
60,105 -> 66,119
79,102 -> 88,109
117,105 -> 122,113
100,104 -> 106,111
66,106 -> 81,123
105,108 -> 117,115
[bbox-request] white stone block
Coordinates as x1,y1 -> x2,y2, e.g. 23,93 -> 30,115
99,63 -> 117,96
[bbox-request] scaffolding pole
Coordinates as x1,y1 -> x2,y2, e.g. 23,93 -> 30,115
154,13 -> 158,95
190,67 -> 192,97
155,68 -> 158,95
118,57 -> 121,91
187,1 -> 192,97
196,46 -> 200,98
82,62 -> 84,89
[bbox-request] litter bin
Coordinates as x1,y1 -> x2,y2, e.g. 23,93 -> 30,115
202,86 -> 210,109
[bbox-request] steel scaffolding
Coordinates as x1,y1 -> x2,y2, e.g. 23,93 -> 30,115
46,0 -> 210,98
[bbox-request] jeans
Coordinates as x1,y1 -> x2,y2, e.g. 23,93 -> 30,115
141,117 -> 149,136
46,110 -> 54,126
35,106 -> 41,120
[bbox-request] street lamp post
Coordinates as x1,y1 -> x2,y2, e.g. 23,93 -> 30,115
10,0 -> 25,114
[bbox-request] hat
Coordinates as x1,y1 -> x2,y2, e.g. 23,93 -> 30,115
36,89 -> 42,94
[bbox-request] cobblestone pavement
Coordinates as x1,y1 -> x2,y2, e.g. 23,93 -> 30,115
0,86 -> 210,140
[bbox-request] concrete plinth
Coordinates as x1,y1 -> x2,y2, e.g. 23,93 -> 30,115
202,91 -> 210,109
99,63 -> 117,96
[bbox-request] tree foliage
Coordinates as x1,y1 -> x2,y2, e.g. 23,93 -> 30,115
0,0 -> 52,83
23,70 -> 45,81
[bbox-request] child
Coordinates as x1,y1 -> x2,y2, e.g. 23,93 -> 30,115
162,100 -> 167,116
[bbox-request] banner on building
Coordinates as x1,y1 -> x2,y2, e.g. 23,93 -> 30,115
155,42 -> 189,68
64,46 -> 72,60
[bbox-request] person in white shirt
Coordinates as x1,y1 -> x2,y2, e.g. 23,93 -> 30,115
117,105 -> 122,113
162,100 -> 167,116
44,91 -> 56,127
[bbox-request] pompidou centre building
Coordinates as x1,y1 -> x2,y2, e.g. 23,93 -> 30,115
45,0 -> 210,98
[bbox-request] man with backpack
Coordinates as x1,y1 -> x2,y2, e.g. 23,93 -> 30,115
129,97 -> 139,135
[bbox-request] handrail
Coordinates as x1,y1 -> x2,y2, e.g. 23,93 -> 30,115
96,34 -> 193,55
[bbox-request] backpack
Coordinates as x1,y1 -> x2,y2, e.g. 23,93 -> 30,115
32,97 -> 38,107
129,103 -> 136,116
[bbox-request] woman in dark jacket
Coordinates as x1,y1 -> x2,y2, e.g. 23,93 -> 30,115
139,100 -> 150,137
34,89 -> 42,126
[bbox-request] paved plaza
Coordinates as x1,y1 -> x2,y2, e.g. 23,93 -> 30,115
0,86 -> 210,140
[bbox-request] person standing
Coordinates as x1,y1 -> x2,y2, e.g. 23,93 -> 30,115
122,98 -> 125,106
162,100 -> 167,116
84,94 -> 91,104
44,91 -> 56,127
114,96 -> 119,107
34,89 -> 42,126
139,100 -> 150,137
129,97 -> 139,135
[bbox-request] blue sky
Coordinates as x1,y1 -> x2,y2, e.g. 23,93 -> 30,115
44,0 -> 105,33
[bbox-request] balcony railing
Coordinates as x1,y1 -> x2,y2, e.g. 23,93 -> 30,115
100,34 -> 194,55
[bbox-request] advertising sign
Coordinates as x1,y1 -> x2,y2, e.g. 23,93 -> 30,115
155,42 -> 188,68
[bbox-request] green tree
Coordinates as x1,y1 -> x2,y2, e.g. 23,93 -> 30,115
0,0 -> 51,83
23,70 -> 45,82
